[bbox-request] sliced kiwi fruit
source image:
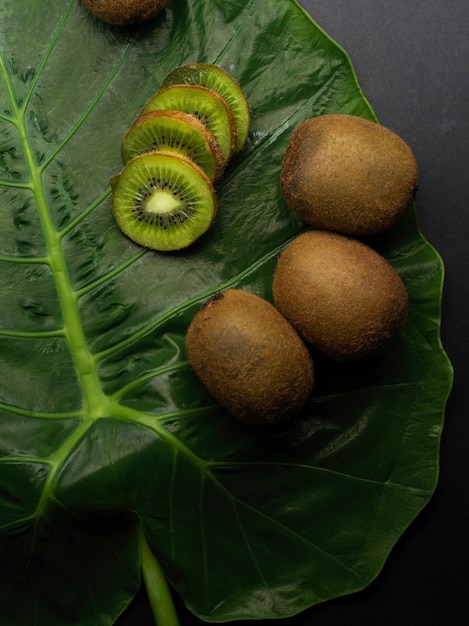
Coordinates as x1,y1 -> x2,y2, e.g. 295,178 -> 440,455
280,114 -> 418,236
111,150 -> 217,252
186,289 -> 314,425
141,84 -> 237,165
160,63 -> 250,153
272,230 -> 408,361
121,110 -> 225,182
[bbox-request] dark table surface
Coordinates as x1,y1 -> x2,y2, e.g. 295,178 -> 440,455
119,1 -> 468,624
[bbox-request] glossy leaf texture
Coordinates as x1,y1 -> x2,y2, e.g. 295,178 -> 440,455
0,0 -> 453,624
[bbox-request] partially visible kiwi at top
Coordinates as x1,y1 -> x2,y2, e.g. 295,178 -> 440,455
280,114 -> 418,236
81,0 -> 171,26
110,63 -> 250,252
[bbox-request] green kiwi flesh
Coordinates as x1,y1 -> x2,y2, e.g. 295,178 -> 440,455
121,110 -> 225,181
81,0 -> 170,25
160,63 -> 250,153
186,289 -> 314,425
112,150 -> 217,252
272,230 -> 408,361
141,84 -> 236,164
280,114 -> 418,236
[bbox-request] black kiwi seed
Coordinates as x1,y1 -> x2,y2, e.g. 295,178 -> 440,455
112,150 -> 217,252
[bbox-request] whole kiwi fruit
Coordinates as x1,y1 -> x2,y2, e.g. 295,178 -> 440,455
81,0 -> 170,25
280,114 -> 418,236
185,289 -> 314,425
272,231 -> 408,361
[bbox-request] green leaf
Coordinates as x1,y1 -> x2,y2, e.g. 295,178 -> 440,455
0,0 -> 453,624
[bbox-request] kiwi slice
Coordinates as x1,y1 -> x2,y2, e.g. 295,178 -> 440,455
160,63 -> 250,153
121,110 -> 225,181
141,84 -> 236,164
112,150 -> 217,252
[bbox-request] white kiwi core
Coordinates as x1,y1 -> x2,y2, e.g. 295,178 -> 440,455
146,190 -> 181,214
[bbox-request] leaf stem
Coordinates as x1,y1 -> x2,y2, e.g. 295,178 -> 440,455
138,525 -> 180,626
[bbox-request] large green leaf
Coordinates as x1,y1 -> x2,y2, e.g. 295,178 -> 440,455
0,0 -> 453,624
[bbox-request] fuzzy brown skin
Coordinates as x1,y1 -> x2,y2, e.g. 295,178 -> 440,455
272,231 -> 408,361
82,0 -> 170,25
280,114 -> 418,236
186,290 -> 314,426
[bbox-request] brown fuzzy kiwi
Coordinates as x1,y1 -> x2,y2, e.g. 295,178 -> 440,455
186,289 -> 314,425
272,231 -> 408,361
81,0 -> 170,25
280,114 -> 418,236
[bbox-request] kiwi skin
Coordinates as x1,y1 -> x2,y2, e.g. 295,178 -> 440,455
280,114 -> 418,236
272,230 -> 408,361
81,0 -> 170,25
185,289 -> 315,426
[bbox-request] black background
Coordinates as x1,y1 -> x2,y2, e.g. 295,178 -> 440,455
118,1 -> 468,624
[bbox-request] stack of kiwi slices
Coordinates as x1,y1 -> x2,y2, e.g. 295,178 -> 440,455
111,63 -> 250,252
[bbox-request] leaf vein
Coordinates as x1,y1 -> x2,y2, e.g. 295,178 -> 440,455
202,468 -> 366,584
76,248 -> 148,298
0,328 -> 65,339
110,360 -> 190,402
209,460 -> 431,495
40,38 -> 139,171
58,188 -> 111,239
0,255 -> 49,264
213,0 -> 259,64
21,0 -> 76,115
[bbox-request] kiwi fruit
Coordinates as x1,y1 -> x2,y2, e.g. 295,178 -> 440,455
186,289 -> 314,425
160,63 -> 250,153
81,0 -> 170,25
280,114 -> 418,236
111,150 -> 217,251
121,110 -> 225,181
272,230 -> 408,361
141,84 -> 237,165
